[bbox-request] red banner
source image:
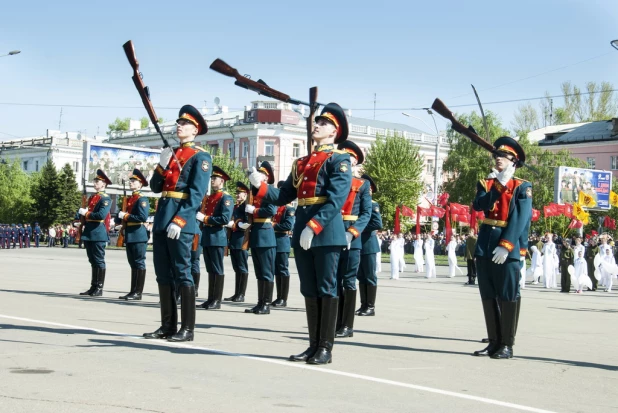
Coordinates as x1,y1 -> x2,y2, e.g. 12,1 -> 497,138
604,216 -> 616,230
568,219 -> 583,229
417,206 -> 432,217
531,209 -> 541,222
430,205 -> 445,218
401,205 -> 415,218
544,204 -> 558,217
450,203 -> 469,216
563,203 -> 574,219
437,192 -> 450,207
395,205 -> 401,234
445,204 -> 452,244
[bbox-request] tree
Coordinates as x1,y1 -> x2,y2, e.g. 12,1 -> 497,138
0,159 -> 34,223
30,160 -> 61,228
211,148 -> 249,198
57,163 -> 81,223
107,117 -> 130,133
511,102 -> 540,137
362,134 -> 424,229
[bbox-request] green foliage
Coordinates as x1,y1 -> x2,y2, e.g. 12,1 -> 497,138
30,160 -> 62,228
57,164 -> 82,223
210,148 -> 249,198
108,117 -> 130,133
363,133 -> 424,229
140,116 -> 164,128
0,159 -> 34,223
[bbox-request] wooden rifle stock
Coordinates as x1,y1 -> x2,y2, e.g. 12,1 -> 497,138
75,193 -> 87,244
116,180 -> 128,247
431,98 -> 496,154
307,87 -> 318,155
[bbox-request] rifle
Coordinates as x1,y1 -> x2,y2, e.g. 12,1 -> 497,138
241,194 -> 252,251
307,87 -> 318,155
116,179 -> 127,247
75,182 -> 87,244
123,40 -> 180,169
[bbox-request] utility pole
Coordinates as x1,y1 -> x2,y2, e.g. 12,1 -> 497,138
549,99 -> 553,126
58,108 -> 63,130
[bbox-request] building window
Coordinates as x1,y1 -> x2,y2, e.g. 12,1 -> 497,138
612,156 -> 618,170
587,157 -> 596,169
426,159 -> 434,174
23,161 -> 28,171
228,142 -> 235,158
292,143 -> 301,158
35,160 -> 39,172
265,141 -> 274,156
73,161 -> 79,173
242,142 -> 249,158
210,144 -> 219,154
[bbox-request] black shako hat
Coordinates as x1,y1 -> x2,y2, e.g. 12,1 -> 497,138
94,169 -> 112,186
129,169 -> 148,186
258,162 -> 275,185
211,166 -> 231,182
177,104 -> 208,135
361,173 -> 377,193
236,181 -> 249,193
315,102 -> 348,143
338,140 -> 364,165
493,136 -> 526,168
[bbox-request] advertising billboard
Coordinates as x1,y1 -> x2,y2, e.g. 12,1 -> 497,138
554,166 -> 612,210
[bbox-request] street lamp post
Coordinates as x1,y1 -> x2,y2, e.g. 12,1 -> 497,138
0,50 -> 21,58
402,111 -> 442,201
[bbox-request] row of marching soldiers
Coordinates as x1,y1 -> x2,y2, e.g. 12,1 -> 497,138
76,103 -> 382,365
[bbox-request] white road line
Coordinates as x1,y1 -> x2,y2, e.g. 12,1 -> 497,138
0,314 -> 557,413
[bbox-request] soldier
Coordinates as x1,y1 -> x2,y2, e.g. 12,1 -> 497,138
0,225 -> 4,249
197,166 -> 234,310
559,239 -> 574,292
465,229 -> 478,285
143,105 -> 210,343
25,224 -> 31,248
248,103 -> 352,364
272,181 -> 296,308
190,227 -> 202,298
116,169 -> 150,301
244,162 -> 277,315
334,140 -> 371,338
224,182 -> 251,302
585,237 -> 599,291
78,169 -> 113,297
17,224 -> 24,248
356,174 -> 382,317
472,137 -> 532,360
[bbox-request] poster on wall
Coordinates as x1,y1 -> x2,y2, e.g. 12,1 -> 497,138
554,166 -> 612,210
82,142 -> 161,196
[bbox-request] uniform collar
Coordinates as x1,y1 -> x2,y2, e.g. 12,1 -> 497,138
132,191 -> 141,196
315,143 -> 334,152
180,141 -> 195,148
97,191 -> 106,195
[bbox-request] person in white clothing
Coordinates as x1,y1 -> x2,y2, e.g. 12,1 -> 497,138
528,245 -> 543,284
598,247 -> 617,292
572,237 -> 584,259
376,234 -> 383,274
542,234 -> 557,288
398,235 -> 406,273
570,250 -> 592,293
425,234 -> 436,278
446,236 -> 463,278
413,234 -> 424,273
389,234 -> 404,279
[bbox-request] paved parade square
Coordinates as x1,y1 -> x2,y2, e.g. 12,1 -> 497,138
1,248 -> 616,412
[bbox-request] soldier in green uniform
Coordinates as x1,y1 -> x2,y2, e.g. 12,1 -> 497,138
225,182 -> 251,302
585,237 -> 599,291
465,230 -> 478,285
78,169 -> 112,297
197,166 -> 234,310
272,181 -> 296,308
116,169 -> 150,300
559,239 -> 574,292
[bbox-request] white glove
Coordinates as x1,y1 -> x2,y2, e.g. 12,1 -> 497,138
496,163 -> 515,186
118,211 -> 126,219
78,208 -> 88,216
345,232 -> 354,249
238,222 -> 250,230
196,212 -> 206,222
300,226 -> 315,250
166,223 -> 181,239
226,220 -> 235,228
159,147 -> 173,168
248,166 -> 263,188
492,246 -> 509,264
74,222 -> 81,227
114,225 -> 123,231
245,204 -> 256,214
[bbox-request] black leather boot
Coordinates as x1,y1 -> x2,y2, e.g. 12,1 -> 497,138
126,269 -> 146,301
491,300 -> 517,359
192,272 -> 200,297
289,297 -> 320,362
307,296 -> 338,365
80,267 -> 97,295
234,272 -> 248,302
471,276 -> 476,285
474,299 -> 501,356
336,289 -> 356,338
355,283 -> 367,315
256,281 -> 273,314
90,268 -> 106,297
224,273 -> 240,301
272,274 -> 283,306
336,289 -> 345,331
119,269 -> 137,299
168,285 -> 196,342
199,273 -> 215,308
204,275 -> 223,310
273,276 -> 289,307
514,297 -> 521,337
358,285 -> 376,316
245,280 -> 263,313
143,285 -> 178,339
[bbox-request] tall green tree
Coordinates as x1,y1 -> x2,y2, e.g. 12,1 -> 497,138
362,134 -> 424,229
108,116 -> 164,134
57,163 -> 81,223
30,160 -> 61,228
211,148 -> 249,198
0,159 -> 34,223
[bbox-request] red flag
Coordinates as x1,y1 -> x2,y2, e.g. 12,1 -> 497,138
591,230 -> 598,236
456,214 -> 470,224
531,209 -> 541,222
437,192 -> 450,207
544,204 -> 557,217
417,206 -> 431,217
395,206 -> 401,234
563,203 -> 573,219
551,203 -> 565,215
430,205 -> 445,218
603,215 -> 611,228
445,204 -> 452,244
610,218 -> 616,230
400,205 -> 415,218
450,203 -> 469,216
568,219 -> 583,229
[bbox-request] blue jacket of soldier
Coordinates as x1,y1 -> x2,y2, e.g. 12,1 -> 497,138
118,191 -> 149,243
149,142 -> 212,235
361,201 -> 383,255
341,178 -> 372,250
229,201 -> 249,250
249,195 -> 277,248
18,225 -> 24,237
199,189 -> 234,247
34,225 -> 41,236
273,205 -> 295,253
25,225 -> 31,237
254,144 -> 352,247
473,177 -> 533,260
81,191 -> 112,242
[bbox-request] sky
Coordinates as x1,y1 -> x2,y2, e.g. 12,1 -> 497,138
1,0 -> 617,141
